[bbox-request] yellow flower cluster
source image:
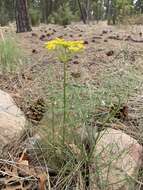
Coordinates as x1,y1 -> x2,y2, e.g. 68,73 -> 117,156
45,38 -> 84,52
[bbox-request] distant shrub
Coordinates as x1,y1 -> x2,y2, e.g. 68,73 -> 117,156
29,9 -> 40,26
0,7 -> 9,26
48,3 -> 75,26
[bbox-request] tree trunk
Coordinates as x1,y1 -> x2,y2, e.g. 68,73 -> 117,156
15,0 -> 32,33
77,0 -> 87,24
107,0 -> 112,25
111,0 -> 117,25
41,0 -> 46,23
85,0 -> 90,24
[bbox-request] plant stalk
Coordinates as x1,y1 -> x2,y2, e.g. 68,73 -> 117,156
52,100 -> 55,143
63,60 -> 67,144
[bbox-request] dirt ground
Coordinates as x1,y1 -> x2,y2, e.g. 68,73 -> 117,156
1,21 -> 143,190
1,22 -> 143,139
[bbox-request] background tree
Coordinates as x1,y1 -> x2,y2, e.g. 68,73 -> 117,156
135,0 -> 143,13
15,0 -> 32,33
0,0 -> 143,27
77,0 -> 87,23
0,0 -> 14,26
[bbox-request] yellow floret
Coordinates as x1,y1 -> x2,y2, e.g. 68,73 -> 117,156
45,38 -> 84,52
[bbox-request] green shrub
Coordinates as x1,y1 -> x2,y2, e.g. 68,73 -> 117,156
48,3 -> 75,26
29,9 -> 40,26
0,6 -> 9,26
0,36 -> 22,73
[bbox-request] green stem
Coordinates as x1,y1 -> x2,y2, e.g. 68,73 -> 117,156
63,60 -> 66,144
52,100 -> 55,143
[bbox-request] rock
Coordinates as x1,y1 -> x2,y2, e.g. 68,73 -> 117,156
0,90 -> 26,152
90,128 -> 142,190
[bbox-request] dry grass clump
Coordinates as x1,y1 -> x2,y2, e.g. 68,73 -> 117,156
121,14 -> 143,25
0,35 -> 22,73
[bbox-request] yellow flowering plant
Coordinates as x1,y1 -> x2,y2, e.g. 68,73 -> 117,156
45,38 -> 84,144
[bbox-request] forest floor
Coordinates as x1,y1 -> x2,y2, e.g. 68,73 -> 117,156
0,22 -> 143,135
0,22 -> 143,136
1,21 -> 143,189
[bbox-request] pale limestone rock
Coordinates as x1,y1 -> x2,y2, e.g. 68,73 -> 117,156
90,128 -> 142,190
0,90 -> 25,150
